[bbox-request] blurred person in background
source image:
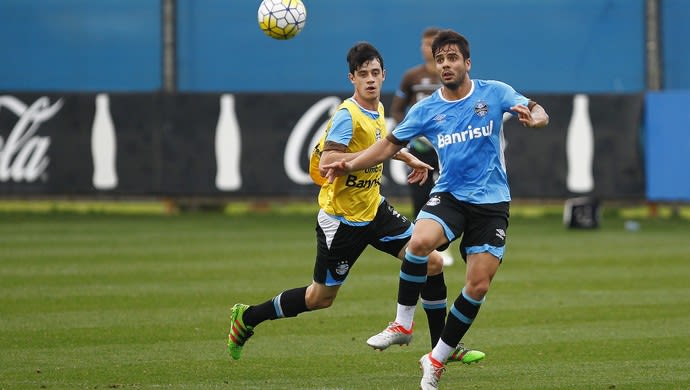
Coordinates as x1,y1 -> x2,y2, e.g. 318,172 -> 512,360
226,41 -> 484,365
390,27 -> 455,267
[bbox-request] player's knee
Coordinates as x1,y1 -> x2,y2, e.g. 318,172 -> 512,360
464,281 -> 490,300
406,237 -> 436,257
426,252 -> 444,275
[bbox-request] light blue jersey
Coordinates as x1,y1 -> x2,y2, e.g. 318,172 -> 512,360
392,79 -> 529,204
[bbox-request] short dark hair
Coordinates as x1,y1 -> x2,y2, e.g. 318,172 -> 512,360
432,29 -> 470,60
422,27 -> 440,39
347,42 -> 384,74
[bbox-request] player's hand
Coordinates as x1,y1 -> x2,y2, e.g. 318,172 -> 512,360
405,157 -> 433,185
408,166 -> 430,185
511,104 -> 535,127
321,160 -> 352,183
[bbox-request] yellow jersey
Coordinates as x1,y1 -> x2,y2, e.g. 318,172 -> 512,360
309,99 -> 387,223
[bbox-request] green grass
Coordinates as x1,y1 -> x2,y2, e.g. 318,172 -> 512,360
1,205 -> 689,389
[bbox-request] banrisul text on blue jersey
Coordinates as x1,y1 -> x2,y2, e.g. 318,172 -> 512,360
437,119 -> 494,148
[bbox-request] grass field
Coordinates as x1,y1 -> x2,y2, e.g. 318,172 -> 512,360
1,202 -> 689,389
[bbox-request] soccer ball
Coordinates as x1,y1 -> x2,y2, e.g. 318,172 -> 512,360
257,0 -> 307,40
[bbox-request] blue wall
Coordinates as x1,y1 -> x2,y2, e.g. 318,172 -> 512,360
177,0 -> 645,93
661,0 -> 690,90
1,0 -> 689,93
0,0 -> 161,91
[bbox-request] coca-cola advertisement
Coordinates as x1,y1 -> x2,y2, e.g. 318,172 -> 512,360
0,95 -> 59,188
0,92 -> 645,199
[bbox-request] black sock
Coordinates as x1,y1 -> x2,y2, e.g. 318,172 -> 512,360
243,286 -> 310,327
421,273 -> 447,348
440,287 -> 484,347
398,250 -> 428,306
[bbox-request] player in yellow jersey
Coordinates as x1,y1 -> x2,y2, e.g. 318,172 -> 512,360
227,42 -> 484,365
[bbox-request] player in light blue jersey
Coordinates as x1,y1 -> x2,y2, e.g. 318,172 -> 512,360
396,79 -> 522,204
323,29 -> 549,389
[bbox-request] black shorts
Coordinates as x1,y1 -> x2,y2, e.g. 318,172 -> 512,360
417,193 -> 510,262
313,199 -> 412,286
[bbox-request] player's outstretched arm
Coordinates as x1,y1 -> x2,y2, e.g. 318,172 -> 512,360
322,137 -> 403,182
511,101 -> 549,128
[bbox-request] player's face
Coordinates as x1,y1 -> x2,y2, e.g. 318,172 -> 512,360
349,59 -> 385,106
434,44 -> 471,90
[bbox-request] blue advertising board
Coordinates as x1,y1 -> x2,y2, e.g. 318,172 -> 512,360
645,91 -> 690,201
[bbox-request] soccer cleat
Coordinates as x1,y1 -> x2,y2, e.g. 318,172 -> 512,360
446,342 -> 486,364
419,353 -> 445,390
366,322 -> 413,350
227,303 -> 254,360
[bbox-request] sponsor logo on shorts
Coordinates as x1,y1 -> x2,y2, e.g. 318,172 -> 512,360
495,228 -> 506,240
426,196 -> 441,207
388,205 -> 407,221
335,261 -> 349,276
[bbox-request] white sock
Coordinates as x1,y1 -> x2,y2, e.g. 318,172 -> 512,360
395,304 -> 416,330
431,339 -> 455,364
